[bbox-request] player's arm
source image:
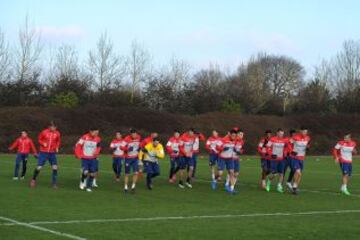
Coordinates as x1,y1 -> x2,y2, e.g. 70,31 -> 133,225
8,138 -> 19,151
332,143 -> 340,162
30,139 -> 38,155
38,131 -> 47,147
55,132 -> 61,152
257,140 -> 264,155
74,138 -> 84,159
156,144 -> 165,159
166,141 -> 173,154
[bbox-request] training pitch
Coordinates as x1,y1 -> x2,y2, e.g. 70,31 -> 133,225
0,154 -> 359,240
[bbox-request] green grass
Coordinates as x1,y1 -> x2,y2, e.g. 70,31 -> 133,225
0,154 -> 360,240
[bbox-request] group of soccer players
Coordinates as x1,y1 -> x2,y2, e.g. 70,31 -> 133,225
7,121 -> 357,195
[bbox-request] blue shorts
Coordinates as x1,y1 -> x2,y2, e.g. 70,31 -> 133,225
125,158 -> 139,174
291,159 -> 304,171
182,156 -> 195,168
270,160 -> 285,174
38,152 -> 57,166
144,161 -> 160,175
261,159 -> 271,171
340,162 -> 352,176
94,159 -> 99,172
284,157 -> 292,172
233,159 -> 240,173
16,153 -> 28,163
218,158 -> 234,171
170,157 -> 180,169
81,159 -> 97,173
209,154 -> 218,166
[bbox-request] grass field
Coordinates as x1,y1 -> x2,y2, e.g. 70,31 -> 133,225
0,154 -> 360,240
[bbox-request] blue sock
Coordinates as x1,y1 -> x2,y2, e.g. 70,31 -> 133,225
87,176 -> 94,188
52,170 -> 58,184
14,163 -> 20,177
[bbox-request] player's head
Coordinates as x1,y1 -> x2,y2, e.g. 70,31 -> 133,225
153,137 -> 160,146
230,129 -> 237,140
89,127 -> 99,137
277,128 -> 284,138
265,129 -> 272,138
21,131 -> 28,137
188,128 -> 194,136
130,128 -> 137,138
115,131 -> 122,139
232,127 -> 239,133
173,129 -> 180,138
212,130 -> 218,137
289,129 -> 296,137
300,126 -> 308,136
237,129 -> 244,139
151,132 -> 158,138
344,133 -> 352,141
49,121 -> 57,131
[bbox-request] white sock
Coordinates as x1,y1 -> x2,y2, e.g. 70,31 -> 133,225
234,178 -> 238,186
277,183 -> 282,187
211,173 -> 215,181
230,185 -> 234,191
131,183 -> 136,189
124,184 -> 128,190
341,184 -> 347,191
225,175 -> 230,186
93,179 -> 97,184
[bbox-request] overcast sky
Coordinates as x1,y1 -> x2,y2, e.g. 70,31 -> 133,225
1,0 -> 359,74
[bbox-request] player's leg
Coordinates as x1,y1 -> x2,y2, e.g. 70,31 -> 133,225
169,157 -> 176,183
86,159 -> 96,192
216,158 -> 225,187
80,159 -> 89,190
49,153 -> 58,188
144,161 -> 152,189
234,160 -> 240,187
178,158 -> 185,188
265,160 -> 276,192
210,154 -> 218,189
124,159 -> 130,192
185,157 -> 194,188
131,158 -> 139,192
192,154 -> 197,178
340,163 -> 352,195
92,159 -> 99,187
276,161 -> 285,193
13,154 -> 22,180
291,160 -> 303,194
30,152 -> 47,188
20,154 -> 28,179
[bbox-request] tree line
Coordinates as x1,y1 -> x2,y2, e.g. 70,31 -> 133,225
1,18 -> 360,115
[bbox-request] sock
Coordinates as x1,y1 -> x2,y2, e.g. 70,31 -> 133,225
21,160 -> 27,177
32,169 -> 40,180
288,170 -> 295,182
179,180 -> 183,185
261,179 -> 266,185
211,172 -> 215,181
225,175 -> 230,186
293,183 -> 298,188
87,176 -> 94,188
230,185 -> 234,191
234,178 -> 238,186
124,184 -> 128,190
186,177 -> 191,183
147,174 -> 151,185
52,170 -> 58,184
341,184 -> 347,191
81,173 -> 87,182
131,183 -> 136,189
93,178 -> 97,185
112,163 -> 117,175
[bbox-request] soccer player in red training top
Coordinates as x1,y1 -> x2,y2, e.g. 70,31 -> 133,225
179,128 -> 196,188
287,126 -> 310,194
139,132 -> 158,177
333,133 -> 357,196
265,128 -> 290,193
30,122 -> 61,189
166,129 -> 181,183
75,128 -> 101,192
110,131 -> 127,182
9,131 -> 37,180
217,129 -> 238,194
258,130 -> 272,189
283,129 -> 296,190
122,129 -> 141,193
232,129 -> 245,189
205,130 -> 221,189
191,131 -> 205,178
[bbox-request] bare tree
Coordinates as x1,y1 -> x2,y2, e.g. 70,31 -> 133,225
0,28 -> 11,81
88,32 -> 126,92
127,39 -> 151,103
14,16 -> 42,82
167,55 -> 191,91
54,44 -> 79,79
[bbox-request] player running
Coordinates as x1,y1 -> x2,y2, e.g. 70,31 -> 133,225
287,126 -> 310,194
30,122 -> 61,189
232,129 -> 245,189
9,131 -> 37,180
332,133 -> 357,196
166,129 -> 181,183
205,130 -> 221,189
142,137 -> 165,190
110,131 -> 126,182
75,128 -> 101,192
216,129 -> 238,194
284,129 -> 296,190
265,128 -> 289,193
192,131 -> 205,178
122,129 -> 141,193
139,132 -> 158,177
179,128 -> 196,188
258,130 -> 272,189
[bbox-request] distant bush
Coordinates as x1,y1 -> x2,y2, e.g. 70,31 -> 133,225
51,92 -> 79,108
221,99 -> 242,114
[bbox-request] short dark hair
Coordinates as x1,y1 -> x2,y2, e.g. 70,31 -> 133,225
153,137 -> 160,142
174,129 -> 180,133
49,121 -> 56,127
289,129 -> 296,135
89,127 -> 99,131
300,126 -> 308,131
265,129 -> 272,134
130,128 -> 137,134
277,128 -> 284,132
230,129 -> 237,134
